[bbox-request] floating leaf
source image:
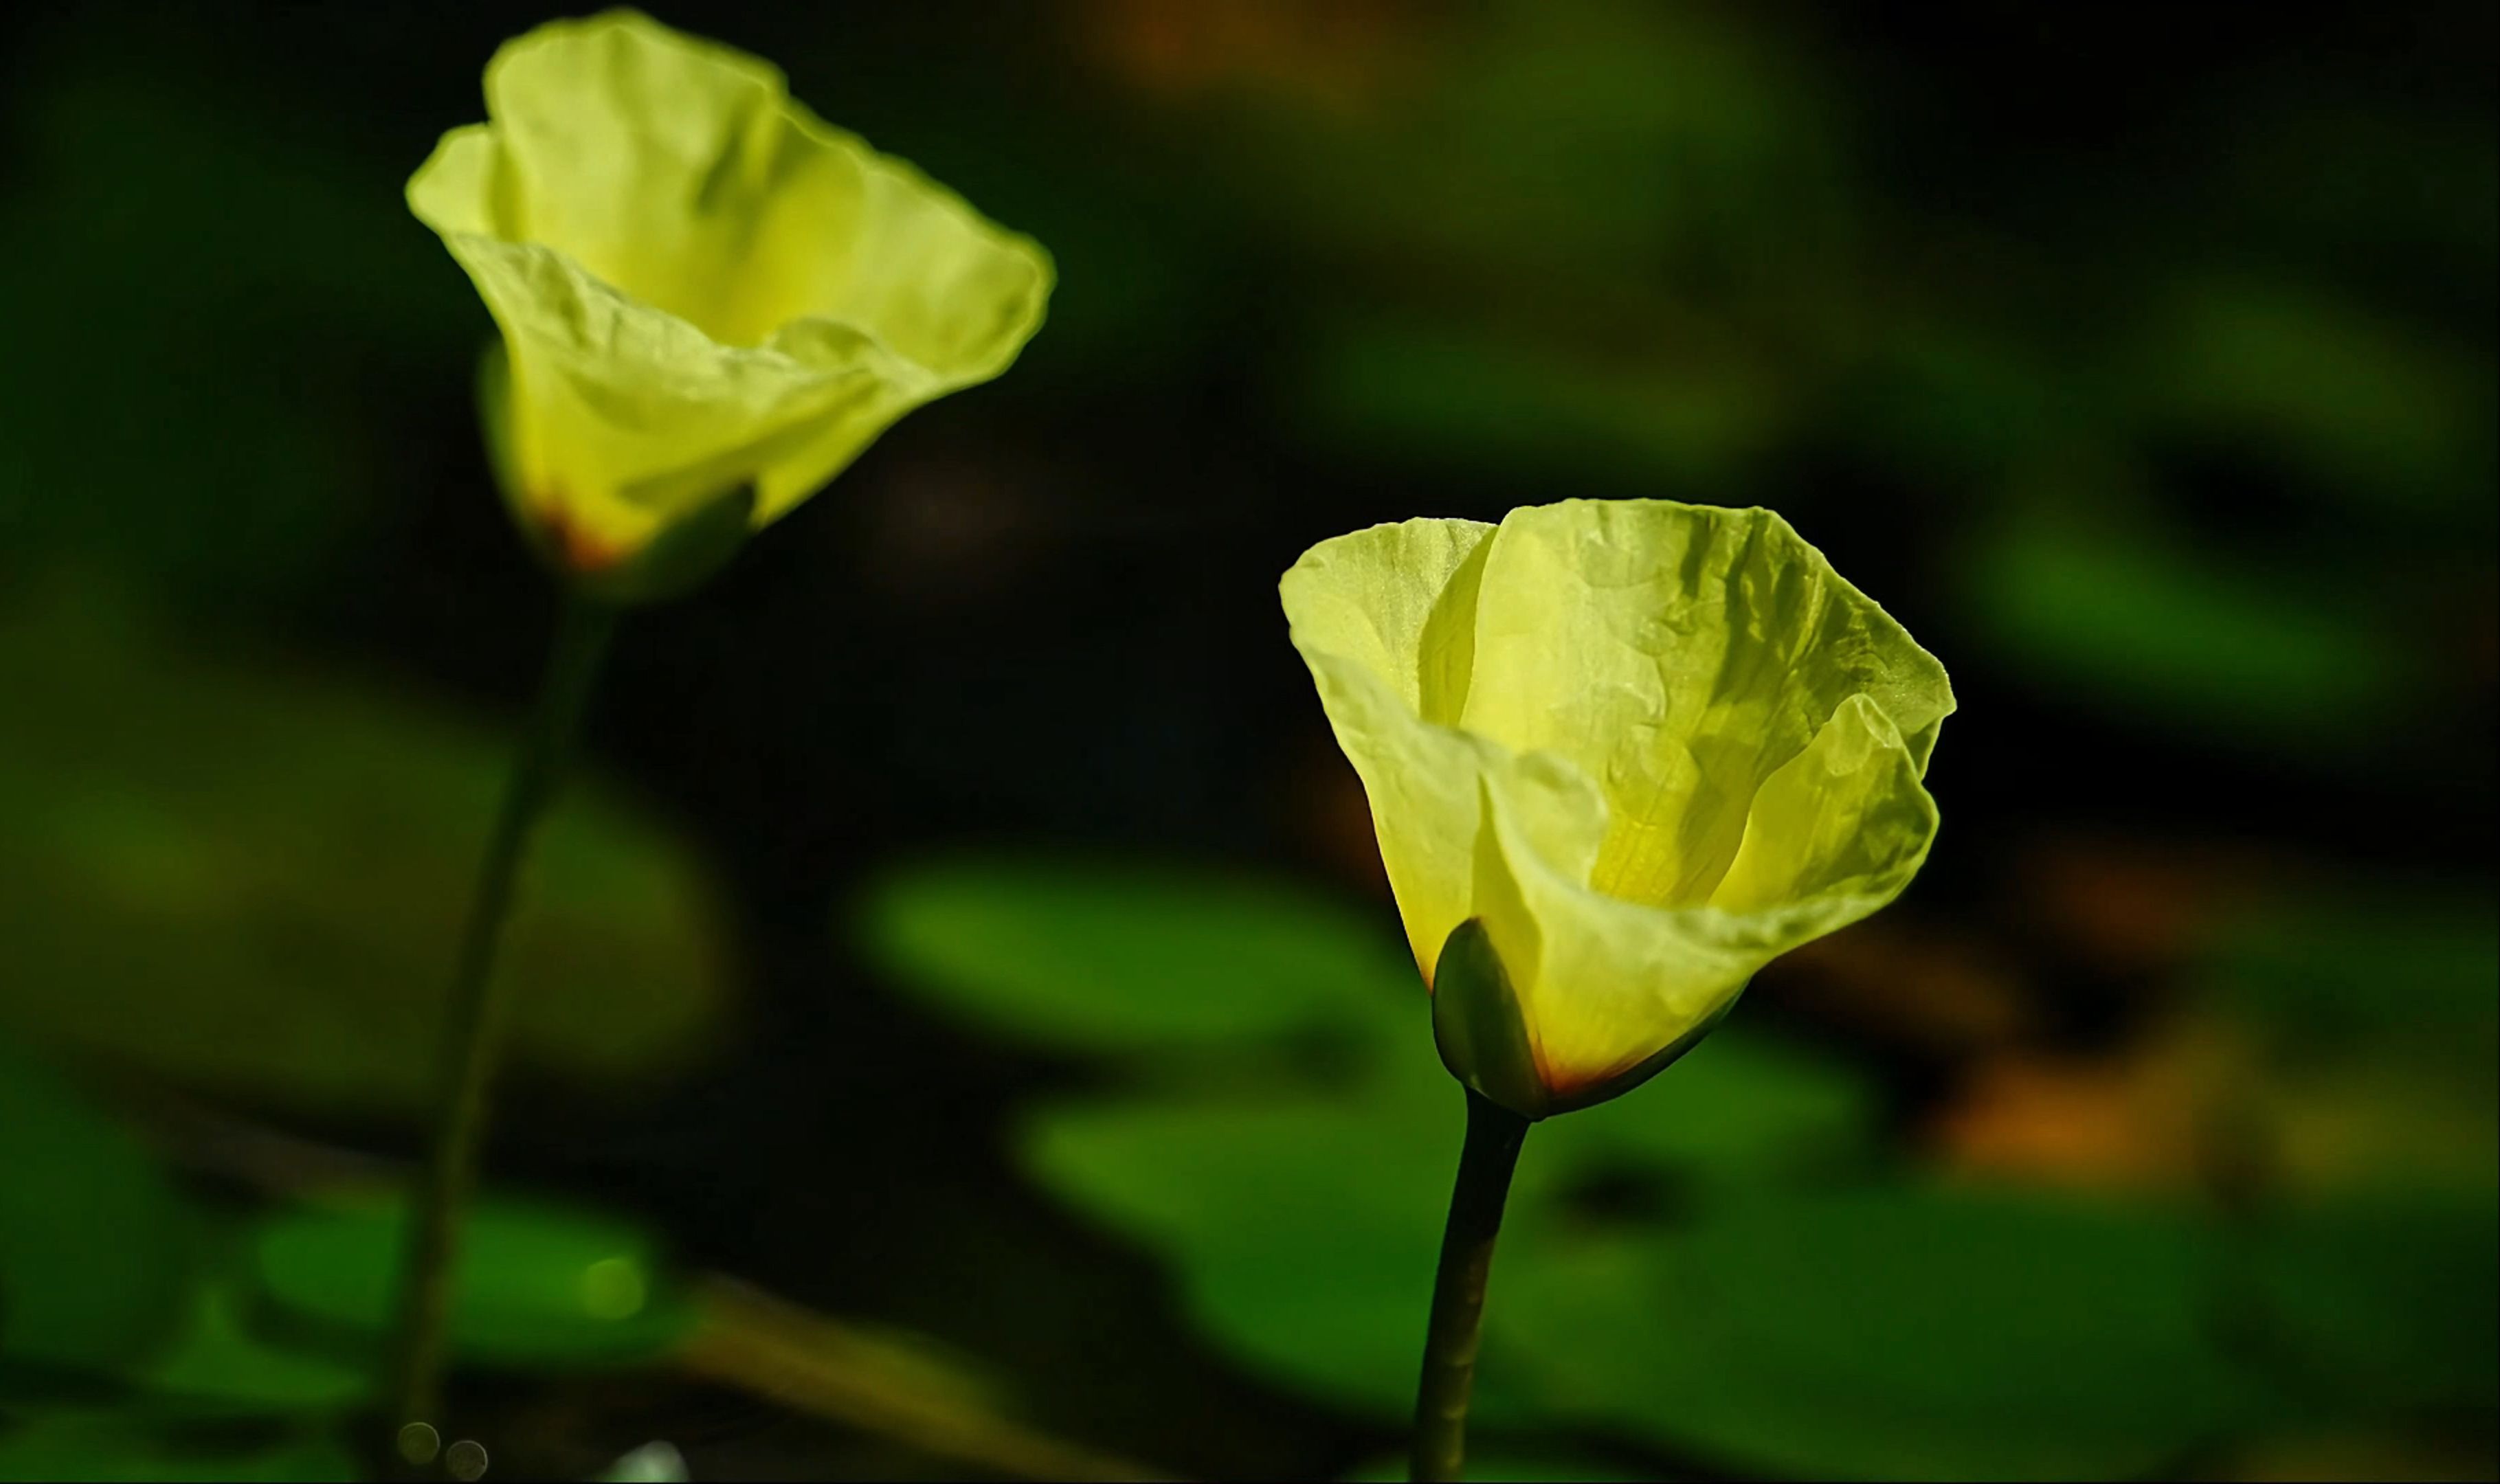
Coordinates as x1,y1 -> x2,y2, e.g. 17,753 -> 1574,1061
875,855 -> 2318,1479
1504,1184 -> 2279,1481
137,1283 -> 372,1416
0,1419 -> 353,1484
1024,1094 -> 1476,1421
2241,1192 -> 2499,1419
0,595 -> 730,1113
249,1198 -> 694,1370
860,856 -> 1408,1053
0,1043 -> 197,1376
1018,1031 -> 1872,1425
1542,1031 -> 1875,1177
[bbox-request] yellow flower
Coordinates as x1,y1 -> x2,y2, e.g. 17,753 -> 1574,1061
1282,499 -> 1954,1117
408,10 -> 1052,589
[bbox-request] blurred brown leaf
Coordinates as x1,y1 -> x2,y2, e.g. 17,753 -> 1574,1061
1072,0 -> 1434,112
2018,835 -> 2275,976
1763,919 -> 2031,1054
1927,1015 -> 2246,1193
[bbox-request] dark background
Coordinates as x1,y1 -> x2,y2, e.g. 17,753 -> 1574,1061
1,2 -> 2492,1480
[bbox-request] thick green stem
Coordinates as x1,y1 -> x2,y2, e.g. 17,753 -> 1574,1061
1411,1089 -> 1531,1483
387,592 -> 618,1454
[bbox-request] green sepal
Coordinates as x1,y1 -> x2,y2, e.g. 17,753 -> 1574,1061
1431,918 -> 1551,1119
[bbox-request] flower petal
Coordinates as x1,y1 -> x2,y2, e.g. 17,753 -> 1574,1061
1283,518 -> 1609,976
1468,759 -> 1758,1097
1473,694 -> 1939,1098
1711,691 -> 1940,916
1278,516 -> 1494,723
419,227 -> 890,555
1460,499 -> 1952,908
406,10 -> 1053,554
1284,499 -> 1954,1107
480,10 -> 1049,370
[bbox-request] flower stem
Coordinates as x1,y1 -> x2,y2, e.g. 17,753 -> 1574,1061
1411,1088 -> 1531,1483
387,592 -> 619,1453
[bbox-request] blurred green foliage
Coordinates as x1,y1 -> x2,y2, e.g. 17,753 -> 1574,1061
0,1036 -> 700,1478
251,1200 -> 694,1370
868,855 -> 2497,1481
1960,519 -> 2422,756
862,859 -> 1403,1053
0,1042 -> 197,1380
0,1421 -> 354,1484
0,589 -> 730,1114
139,1285 -> 371,1416
0,52 -> 467,611
0,0 -> 2490,1476
2204,889 -> 2499,1042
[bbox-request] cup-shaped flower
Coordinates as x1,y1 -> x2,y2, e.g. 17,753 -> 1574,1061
408,10 -> 1052,596
1282,499 -> 1954,1118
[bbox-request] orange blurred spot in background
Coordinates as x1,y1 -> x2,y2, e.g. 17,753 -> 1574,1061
1072,0 -> 1431,112
1928,1016 -> 2251,1194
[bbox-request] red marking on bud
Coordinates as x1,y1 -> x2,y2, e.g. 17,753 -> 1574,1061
537,502 -> 628,574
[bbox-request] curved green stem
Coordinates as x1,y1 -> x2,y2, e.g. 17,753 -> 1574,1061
387,592 -> 619,1454
1411,1089 -> 1531,1482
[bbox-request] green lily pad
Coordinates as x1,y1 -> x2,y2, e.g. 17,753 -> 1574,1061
0,1043 -> 197,1376
1540,1031 -> 1875,1178
0,1418 -> 353,1483
249,1198 -> 694,1370
1025,1094 -> 1479,1421
1027,1093 -> 2284,1481
2240,1192 -> 2499,1418
0,594 -> 730,1114
1018,1028 -> 1875,1426
137,1283 -> 372,1415
859,855 -> 1410,1053
874,856 -> 2315,1479
877,855 -> 1890,1441
1504,1184 -> 2279,1481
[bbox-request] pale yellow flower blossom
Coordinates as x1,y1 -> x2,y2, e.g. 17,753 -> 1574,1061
408,10 -> 1051,585
1283,499 -> 1954,1116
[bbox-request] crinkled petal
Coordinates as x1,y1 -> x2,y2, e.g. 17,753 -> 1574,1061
1461,500 -> 1952,908
1284,517 -> 1613,975
1288,646 -> 1609,983
421,229 -> 894,555
1474,688 -> 1940,1094
1279,517 -> 1494,724
1469,759 -> 1757,1097
1283,498 -> 1956,1109
479,10 -> 1049,372
405,10 -> 1052,552
1711,692 -> 1941,917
